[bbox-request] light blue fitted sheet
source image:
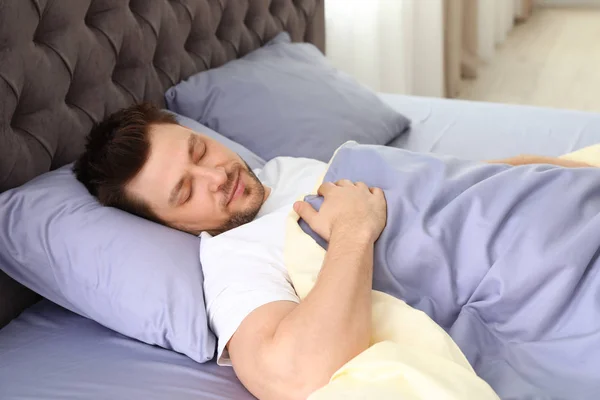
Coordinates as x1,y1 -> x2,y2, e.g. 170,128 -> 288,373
380,93 -> 600,159
0,301 -> 255,400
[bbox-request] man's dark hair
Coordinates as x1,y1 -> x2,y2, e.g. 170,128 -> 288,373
73,102 -> 178,223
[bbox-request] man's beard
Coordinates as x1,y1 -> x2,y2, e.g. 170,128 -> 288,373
206,161 -> 265,236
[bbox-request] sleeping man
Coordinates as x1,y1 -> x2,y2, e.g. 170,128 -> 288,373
74,103 -> 600,400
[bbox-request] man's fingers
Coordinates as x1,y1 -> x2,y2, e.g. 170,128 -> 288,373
335,179 -> 354,186
370,187 -> 383,195
293,201 -> 319,225
317,182 -> 336,197
356,181 -> 369,191
335,179 -> 354,187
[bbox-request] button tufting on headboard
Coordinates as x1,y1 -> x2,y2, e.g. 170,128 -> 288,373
0,0 -> 324,329
0,0 -> 324,194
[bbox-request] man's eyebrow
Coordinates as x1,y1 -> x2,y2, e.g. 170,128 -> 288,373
188,133 -> 197,159
168,134 -> 197,206
168,178 -> 184,207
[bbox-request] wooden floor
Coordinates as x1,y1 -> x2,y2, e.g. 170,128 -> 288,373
457,8 -> 600,113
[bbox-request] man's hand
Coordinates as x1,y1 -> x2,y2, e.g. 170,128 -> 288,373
293,179 -> 387,243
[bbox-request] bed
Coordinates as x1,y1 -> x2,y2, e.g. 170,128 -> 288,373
2,1 -> 600,399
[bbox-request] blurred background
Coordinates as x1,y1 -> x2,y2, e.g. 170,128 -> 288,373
325,0 -> 600,113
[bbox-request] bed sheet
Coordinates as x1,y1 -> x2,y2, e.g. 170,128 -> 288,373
380,93 -> 600,160
0,301 -> 255,400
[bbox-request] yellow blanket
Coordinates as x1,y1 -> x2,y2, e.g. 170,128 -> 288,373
560,143 -> 600,167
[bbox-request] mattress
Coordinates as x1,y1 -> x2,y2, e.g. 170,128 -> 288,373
380,93 -> 600,159
0,300 -> 255,400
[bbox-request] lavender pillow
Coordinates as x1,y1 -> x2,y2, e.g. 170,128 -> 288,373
0,114 -> 264,363
165,32 -> 411,162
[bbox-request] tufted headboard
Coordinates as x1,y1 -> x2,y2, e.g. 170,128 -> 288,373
0,0 -> 325,329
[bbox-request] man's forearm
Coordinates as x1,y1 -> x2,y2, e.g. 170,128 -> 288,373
268,228 -> 374,397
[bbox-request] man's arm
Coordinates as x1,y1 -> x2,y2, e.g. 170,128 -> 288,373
487,154 -> 594,168
227,180 -> 387,400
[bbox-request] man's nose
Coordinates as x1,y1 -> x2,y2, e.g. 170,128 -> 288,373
192,166 -> 228,192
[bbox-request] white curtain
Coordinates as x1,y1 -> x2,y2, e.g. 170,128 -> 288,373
477,0 -> 524,62
324,0 -> 445,97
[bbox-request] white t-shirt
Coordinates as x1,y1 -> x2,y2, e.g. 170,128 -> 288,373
200,156 -> 328,366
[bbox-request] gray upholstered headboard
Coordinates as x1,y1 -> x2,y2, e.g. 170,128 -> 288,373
0,0 -> 325,329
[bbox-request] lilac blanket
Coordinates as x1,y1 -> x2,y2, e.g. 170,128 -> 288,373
300,142 -> 600,400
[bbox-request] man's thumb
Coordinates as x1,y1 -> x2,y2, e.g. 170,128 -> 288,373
294,201 -> 318,224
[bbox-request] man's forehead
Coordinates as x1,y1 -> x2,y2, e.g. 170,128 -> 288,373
151,124 -> 210,147
128,126 -> 188,205
149,122 -> 185,138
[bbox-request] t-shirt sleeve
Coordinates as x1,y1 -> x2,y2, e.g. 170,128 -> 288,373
199,230 -> 299,366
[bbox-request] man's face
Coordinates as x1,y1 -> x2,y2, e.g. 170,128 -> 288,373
127,123 -> 268,236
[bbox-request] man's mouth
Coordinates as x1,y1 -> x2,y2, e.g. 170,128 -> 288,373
226,170 -> 245,205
